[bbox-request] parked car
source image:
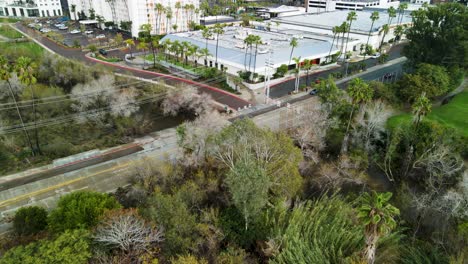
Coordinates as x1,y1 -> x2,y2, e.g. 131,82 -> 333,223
40,28 -> 51,33
85,30 -> 93,34
96,34 -> 106,39
58,26 -> 68,30
99,49 -> 108,55
370,52 -> 381,59
70,29 -> 81,34
309,88 -> 318,95
54,23 -> 64,28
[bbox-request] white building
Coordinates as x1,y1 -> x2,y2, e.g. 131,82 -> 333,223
306,0 -> 397,12
0,0 -> 64,18
161,26 -> 339,76
67,0 -> 200,37
272,9 -> 412,54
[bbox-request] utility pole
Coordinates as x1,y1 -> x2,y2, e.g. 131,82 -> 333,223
264,50 -> 274,104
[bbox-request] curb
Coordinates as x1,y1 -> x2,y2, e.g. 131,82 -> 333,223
85,54 -> 252,106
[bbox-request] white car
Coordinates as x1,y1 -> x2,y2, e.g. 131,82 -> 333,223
70,29 -> 81,34
96,34 -> 106,39
55,23 -> 64,27
40,28 -> 51,33
85,30 -> 93,34
58,26 -> 68,30
370,53 -> 381,59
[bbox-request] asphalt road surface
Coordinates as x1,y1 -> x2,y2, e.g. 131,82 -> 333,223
269,44 -> 407,98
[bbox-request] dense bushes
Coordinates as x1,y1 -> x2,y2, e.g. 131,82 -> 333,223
13,206 -> 48,236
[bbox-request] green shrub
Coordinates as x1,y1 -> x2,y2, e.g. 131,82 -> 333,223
13,206 -> 48,236
48,191 -> 121,233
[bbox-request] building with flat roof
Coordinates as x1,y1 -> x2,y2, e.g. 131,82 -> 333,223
306,0 -> 397,12
0,0 -> 64,18
161,26 -> 339,76
67,0 -> 199,37
273,9 -> 412,53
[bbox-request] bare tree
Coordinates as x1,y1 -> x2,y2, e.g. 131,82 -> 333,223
287,103 -> 332,163
71,75 -> 139,124
177,110 -> 228,167
94,209 -> 163,253
353,100 -> 393,152
161,88 -> 214,117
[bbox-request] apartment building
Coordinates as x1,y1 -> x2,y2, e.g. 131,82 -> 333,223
67,0 -> 200,37
0,0 -> 64,18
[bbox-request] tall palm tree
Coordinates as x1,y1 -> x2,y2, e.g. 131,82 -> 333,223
302,59 -> 312,86
357,191 -> 400,264
175,1 -> 182,32
327,26 -> 340,63
15,56 -> 40,154
70,4 -> 77,21
344,11 -> 357,59
342,77 -> 373,154
363,11 -> 379,60
162,39 -> 172,61
154,3 -> 165,34
379,24 -> 390,52
394,25 -> 404,43
137,41 -> 148,66
243,35 -> 253,72
251,35 -> 262,81
181,41 -> 191,65
293,56 -> 301,93
288,37 -> 298,67
213,24 -> 224,66
387,6 -> 397,25
165,7 -> 173,34
397,3 -> 408,26
0,56 -> 34,154
199,48 -> 210,67
412,92 -> 431,126
339,22 -> 349,58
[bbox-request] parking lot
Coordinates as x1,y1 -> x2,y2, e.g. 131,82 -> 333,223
28,18 -> 131,49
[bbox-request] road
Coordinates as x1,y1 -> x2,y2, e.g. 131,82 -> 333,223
14,23 -> 251,110
269,44 -> 407,98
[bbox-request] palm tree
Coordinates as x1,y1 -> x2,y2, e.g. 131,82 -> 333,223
379,24 -> 390,52
394,25 -> 404,43
96,15 -> 105,29
251,35 -> 262,81
199,48 -> 210,66
243,34 -> 255,72
137,41 -> 148,66
342,77 -> 373,154
181,41 -> 191,65
162,39 -> 172,61
288,37 -> 298,67
302,59 -> 312,86
15,56 -> 40,154
213,24 -> 224,67
187,44 -> 198,66
397,3 -> 408,26
125,39 -> 135,58
357,191 -> 400,264
155,3 -> 165,34
175,1 -> 182,32
165,7 -> 173,34
293,56 -> 302,93
412,92 -> 431,126
0,56 -> 34,154
344,11 -> 357,59
363,11 -> 379,60
71,4 -> 77,21
387,6 -> 397,25
339,22 -> 349,58
327,26 -> 340,63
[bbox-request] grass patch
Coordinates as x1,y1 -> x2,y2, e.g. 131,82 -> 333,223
0,41 -> 43,60
96,55 -> 122,63
387,91 -> 468,137
0,25 -> 23,39
0,17 -> 21,23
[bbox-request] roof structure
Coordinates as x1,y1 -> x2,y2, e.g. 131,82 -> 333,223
274,10 -> 413,33
161,26 -> 337,70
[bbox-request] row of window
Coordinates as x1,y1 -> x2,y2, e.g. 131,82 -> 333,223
2,7 -> 61,17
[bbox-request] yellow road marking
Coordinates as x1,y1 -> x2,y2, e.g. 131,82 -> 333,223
0,161 -> 131,209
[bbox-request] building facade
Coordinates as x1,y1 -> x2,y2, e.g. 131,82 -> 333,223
67,0 -> 200,37
0,0 -> 64,18
306,0 -> 395,12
